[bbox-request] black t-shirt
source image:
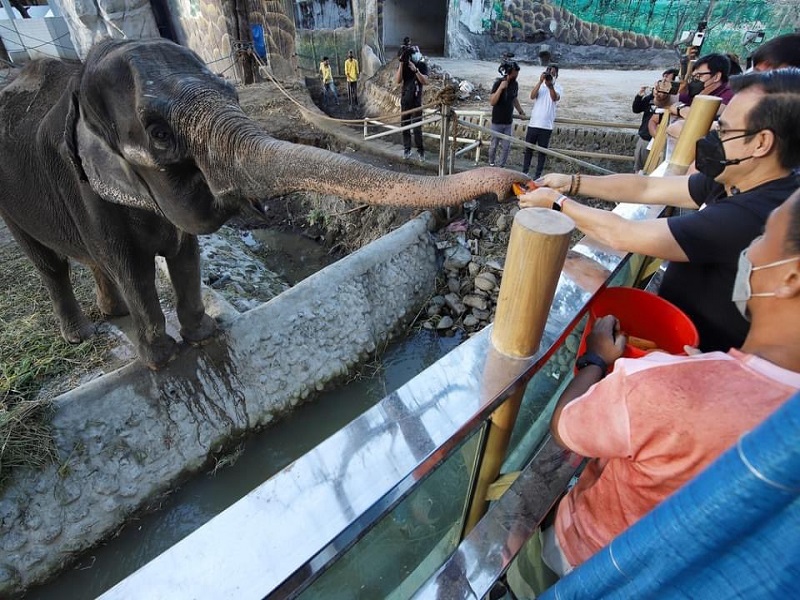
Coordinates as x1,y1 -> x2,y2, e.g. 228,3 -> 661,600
661,172 -> 800,352
632,93 -> 654,141
401,60 -> 429,107
490,78 -> 519,125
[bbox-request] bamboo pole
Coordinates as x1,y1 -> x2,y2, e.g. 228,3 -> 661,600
642,108 -> 672,175
669,95 -> 721,169
464,208 -> 574,533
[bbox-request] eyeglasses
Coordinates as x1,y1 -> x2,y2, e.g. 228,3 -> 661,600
692,71 -> 713,80
717,128 -> 756,141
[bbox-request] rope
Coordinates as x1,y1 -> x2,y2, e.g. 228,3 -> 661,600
254,56 -> 441,126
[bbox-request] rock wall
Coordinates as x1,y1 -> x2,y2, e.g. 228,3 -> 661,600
166,0 -> 237,78
0,215 -> 440,597
50,0 -> 161,58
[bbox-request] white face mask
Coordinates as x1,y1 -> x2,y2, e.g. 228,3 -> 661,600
731,245 -> 800,321
411,51 -> 423,63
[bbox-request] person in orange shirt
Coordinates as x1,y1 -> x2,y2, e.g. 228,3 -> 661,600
537,188 -> 800,576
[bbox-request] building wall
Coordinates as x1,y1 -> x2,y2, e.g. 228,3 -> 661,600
383,0 -> 447,54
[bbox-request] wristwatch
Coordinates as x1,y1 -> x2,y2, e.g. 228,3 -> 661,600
552,194 -> 567,212
674,102 -> 686,117
575,351 -> 608,377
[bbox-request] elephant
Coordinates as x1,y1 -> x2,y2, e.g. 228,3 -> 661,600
0,38 -> 525,369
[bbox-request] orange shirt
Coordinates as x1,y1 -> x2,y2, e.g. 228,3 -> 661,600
555,350 -> 800,567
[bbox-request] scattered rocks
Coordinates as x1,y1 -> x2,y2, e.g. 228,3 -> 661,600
422,209 -> 513,336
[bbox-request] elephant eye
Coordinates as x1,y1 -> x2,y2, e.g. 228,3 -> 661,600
147,123 -> 174,146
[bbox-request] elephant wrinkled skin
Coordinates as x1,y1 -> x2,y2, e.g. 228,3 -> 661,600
0,38 -> 525,369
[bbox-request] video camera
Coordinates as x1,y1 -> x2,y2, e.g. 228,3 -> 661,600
498,51 -> 516,78
398,37 -> 417,64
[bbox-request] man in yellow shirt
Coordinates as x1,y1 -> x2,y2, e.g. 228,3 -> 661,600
344,50 -> 360,110
319,56 -> 338,107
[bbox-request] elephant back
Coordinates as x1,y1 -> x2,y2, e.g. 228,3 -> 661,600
0,58 -> 80,142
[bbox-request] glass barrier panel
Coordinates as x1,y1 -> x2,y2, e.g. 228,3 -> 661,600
299,428 -> 485,599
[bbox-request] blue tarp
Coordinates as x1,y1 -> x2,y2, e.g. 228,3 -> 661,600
541,392 -> 800,599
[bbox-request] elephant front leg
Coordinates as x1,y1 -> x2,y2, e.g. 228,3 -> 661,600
166,235 -> 216,345
113,259 -> 179,370
4,219 -> 94,343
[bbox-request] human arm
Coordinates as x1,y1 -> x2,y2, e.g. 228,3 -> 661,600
551,316 -> 626,447
632,90 -> 651,113
518,187 -> 690,261
489,79 -> 507,106
514,97 -> 525,117
547,80 -> 560,102
647,112 -> 661,138
536,172 -> 698,209
530,74 -> 545,100
395,61 -> 403,84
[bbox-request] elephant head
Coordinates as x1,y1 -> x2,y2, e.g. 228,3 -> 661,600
67,38 -> 525,235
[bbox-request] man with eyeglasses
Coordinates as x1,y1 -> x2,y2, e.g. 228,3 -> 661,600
518,69 -> 800,352
670,53 -> 733,121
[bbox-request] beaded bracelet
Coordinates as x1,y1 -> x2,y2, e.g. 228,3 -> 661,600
568,174 -> 576,195
574,173 -> 582,196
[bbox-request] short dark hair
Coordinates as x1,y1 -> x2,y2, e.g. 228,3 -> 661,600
695,53 -> 731,82
662,68 -> 679,79
751,34 -> 800,69
548,65 -> 559,76
730,68 -> 800,169
727,53 -> 743,76
786,189 -> 800,255
322,56 -> 329,61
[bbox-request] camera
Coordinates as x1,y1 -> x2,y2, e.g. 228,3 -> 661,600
655,79 -> 680,95
399,45 -> 413,63
398,36 -> 416,63
498,51 -> 516,78
543,72 -> 553,84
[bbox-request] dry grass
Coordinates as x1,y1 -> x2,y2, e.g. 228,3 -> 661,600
0,244 -> 114,486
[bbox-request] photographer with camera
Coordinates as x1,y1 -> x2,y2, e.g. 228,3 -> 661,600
488,58 -> 525,168
632,68 -> 678,173
395,36 -> 429,161
522,65 -> 562,178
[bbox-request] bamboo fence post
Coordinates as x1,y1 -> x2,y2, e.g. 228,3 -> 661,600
667,95 -> 721,172
464,208 -> 574,533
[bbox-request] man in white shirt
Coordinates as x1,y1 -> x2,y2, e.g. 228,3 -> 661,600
522,65 -> 562,178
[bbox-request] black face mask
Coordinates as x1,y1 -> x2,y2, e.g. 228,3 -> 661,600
687,79 -> 706,97
695,130 -> 755,178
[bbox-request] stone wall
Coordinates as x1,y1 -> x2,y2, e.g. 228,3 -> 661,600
0,215 -> 440,597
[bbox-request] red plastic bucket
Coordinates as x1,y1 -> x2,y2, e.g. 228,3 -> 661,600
577,287 -> 700,368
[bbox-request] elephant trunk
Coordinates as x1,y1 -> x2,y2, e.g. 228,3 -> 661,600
191,110 -> 525,208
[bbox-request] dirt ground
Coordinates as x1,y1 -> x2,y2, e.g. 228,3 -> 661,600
428,57 -> 665,124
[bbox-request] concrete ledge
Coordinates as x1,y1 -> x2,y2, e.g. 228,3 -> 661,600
0,213 -> 439,596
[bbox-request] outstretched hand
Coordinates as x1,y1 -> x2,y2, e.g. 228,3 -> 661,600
518,186 -> 560,209
535,173 -> 571,192
586,315 -> 627,365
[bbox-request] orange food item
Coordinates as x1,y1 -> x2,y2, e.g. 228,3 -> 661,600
626,334 -> 659,351
512,180 -> 538,197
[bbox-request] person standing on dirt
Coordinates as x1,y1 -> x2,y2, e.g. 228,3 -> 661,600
395,37 -> 429,162
488,61 -> 525,168
522,65 -> 562,178
319,56 -> 338,107
345,50 -> 360,110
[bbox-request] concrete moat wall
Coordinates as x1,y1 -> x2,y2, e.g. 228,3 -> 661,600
0,214 -> 439,597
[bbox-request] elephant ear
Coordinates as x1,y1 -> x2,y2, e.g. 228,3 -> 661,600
74,108 -> 162,214
63,83 -> 87,181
